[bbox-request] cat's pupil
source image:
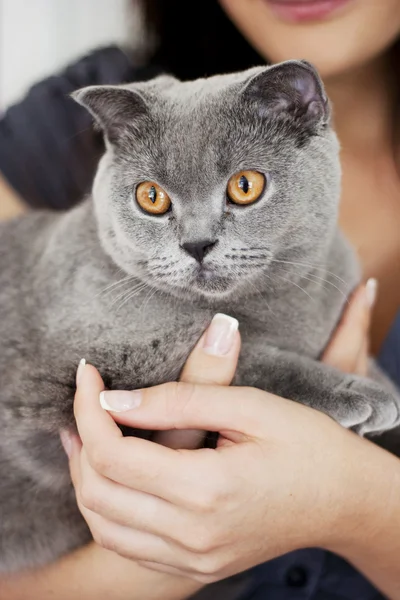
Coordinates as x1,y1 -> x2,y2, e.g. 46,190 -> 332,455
239,175 -> 249,194
148,186 -> 157,204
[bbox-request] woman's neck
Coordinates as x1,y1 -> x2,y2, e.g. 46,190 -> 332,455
324,53 -> 398,155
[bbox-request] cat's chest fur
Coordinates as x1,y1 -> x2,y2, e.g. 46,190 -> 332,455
39,269 -> 344,396
44,287 -> 216,390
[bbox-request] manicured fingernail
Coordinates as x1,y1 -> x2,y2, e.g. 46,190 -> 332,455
365,278 -> 378,308
100,390 -> 142,412
60,430 -> 72,458
203,313 -> 239,356
76,358 -> 86,386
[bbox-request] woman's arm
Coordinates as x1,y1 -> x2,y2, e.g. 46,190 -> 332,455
328,437 -> 400,598
71,367 -> 400,598
1,542 -> 202,600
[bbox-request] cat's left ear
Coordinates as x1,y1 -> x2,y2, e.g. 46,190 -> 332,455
243,60 -> 330,127
71,85 -> 148,143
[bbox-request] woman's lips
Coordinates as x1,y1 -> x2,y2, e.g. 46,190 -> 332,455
266,0 -> 352,22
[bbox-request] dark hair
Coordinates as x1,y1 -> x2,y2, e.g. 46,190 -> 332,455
137,0 -> 263,79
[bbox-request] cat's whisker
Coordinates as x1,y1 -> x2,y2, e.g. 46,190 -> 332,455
301,271 -> 350,305
95,274 -> 139,298
275,274 -> 317,303
246,278 -> 264,300
113,290 -> 143,312
110,281 -> 147,305
111,282 -> 149,311
139,285 -> 160,318
271,258 -> 347,285
231,246 -> 270,252
277,266 -> 349,304
293,272 -> 331,294
257,272 -> 280,318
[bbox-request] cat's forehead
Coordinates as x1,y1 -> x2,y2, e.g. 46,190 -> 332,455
135,67 -> 265,108
114,68 -> 298,186
138,69 -> 270,148
112,64 -> 332,187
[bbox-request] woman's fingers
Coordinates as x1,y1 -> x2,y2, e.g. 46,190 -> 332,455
72,507 -> 203,576
74,363 -> 272,504
322,279 -> 377,375
73,314 -> 241,456
355,338 -> 369,376
63,430 -> 82,486
74,363 -> 123,442
76,448 -> 205,544
154,313 -> 240,449
74,365 -> 201,503
101,382 -> 264,437
66,438 -> 200,574
180,314 -> 240,385
67,388 -> 218,560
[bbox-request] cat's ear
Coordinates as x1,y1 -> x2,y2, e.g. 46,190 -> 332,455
243,60 -> 329,127
71,85 -> 148,143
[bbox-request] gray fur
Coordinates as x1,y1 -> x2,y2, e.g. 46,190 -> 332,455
0,61 -> 399,572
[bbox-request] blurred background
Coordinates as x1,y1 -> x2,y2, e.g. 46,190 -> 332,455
0,0 -> 140,110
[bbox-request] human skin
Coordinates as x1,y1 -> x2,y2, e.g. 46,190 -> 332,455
219,0 -> 400,79
0,174 -> 25,220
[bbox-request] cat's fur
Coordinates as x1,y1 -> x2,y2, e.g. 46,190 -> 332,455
0,61 -> 399,573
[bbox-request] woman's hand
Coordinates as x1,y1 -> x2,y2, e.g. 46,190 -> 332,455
60,282 -> 394,587
68,365 -> 371,584
323,278 -> 377,375
62,313 -> 242,583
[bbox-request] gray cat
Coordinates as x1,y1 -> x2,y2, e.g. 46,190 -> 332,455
0,60 -> 399,573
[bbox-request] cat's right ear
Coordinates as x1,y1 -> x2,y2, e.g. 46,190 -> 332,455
242,60 -> 330,129
71,85 -> 148,144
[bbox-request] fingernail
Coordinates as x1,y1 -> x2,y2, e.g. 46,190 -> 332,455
203,313 -> 239,356
76,358 -> 86,386
100,390 -> 142,412
60,430 -> 72,458
365,278 -> 378,308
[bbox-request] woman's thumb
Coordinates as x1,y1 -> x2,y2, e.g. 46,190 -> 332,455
154,313 -> 240,448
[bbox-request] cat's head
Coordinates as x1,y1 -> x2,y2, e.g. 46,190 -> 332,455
73,60 -> 340,301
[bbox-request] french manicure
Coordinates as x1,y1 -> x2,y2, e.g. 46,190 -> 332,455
365,278 -> 378,308
99,390 -> 142,412
76,358 -> 86,386
203,313 -> 239,356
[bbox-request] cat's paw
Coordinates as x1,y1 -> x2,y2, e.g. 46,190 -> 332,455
335,376 -> 400,436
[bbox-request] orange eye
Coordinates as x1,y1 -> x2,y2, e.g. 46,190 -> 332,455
227,171 -> 266,205
136,182 -> 171,215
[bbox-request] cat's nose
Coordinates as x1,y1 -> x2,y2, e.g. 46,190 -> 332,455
181,240 -> 217,263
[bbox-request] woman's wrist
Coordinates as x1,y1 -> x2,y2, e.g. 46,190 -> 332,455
321,430 -> 400,597
323,430 -> 398,552
2,541 -> 203,600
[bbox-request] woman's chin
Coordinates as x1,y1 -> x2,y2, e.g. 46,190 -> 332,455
220,0 -> 400,80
